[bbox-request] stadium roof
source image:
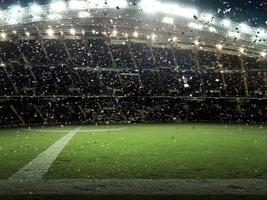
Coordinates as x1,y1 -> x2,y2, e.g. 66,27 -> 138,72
0,0 -> 266,56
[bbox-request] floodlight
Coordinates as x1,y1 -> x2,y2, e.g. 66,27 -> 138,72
133,31 -> 139,38
261,52 -> 266,58
228,31 -> 240,39
240,23 -> 251,33
162,17 -> 174,25
107,0 -> 128,8
208,26 -> 217,33
30,3 -> 42,14
46,29 -> 54,36
0,32 -> 7,39
69,28 -> 76,35
172,37 -> 178,42
177,7 -> 198,18
222,19 -> 231,27
7,5 -> 23,24
50,1 -> 66,13
202,13 -> 213,22
9,5 -> 23,17
69,0 -> 87,10
87,0 -> 105,8
0,10 -> 4,19
161,4 -> 179,15
256,28 -> 266,37
112,30 -> 118,37
140,0 -> 161,13
48,14 -> 62,20
78,11 -> 90,18
32,15 -> 42,22
194,40 -> 200,46
239,47 -> 245,54
216,44 -> 223,50
25,32 -> 30,37
188,22 -> 203,30
151,34 -> 156,40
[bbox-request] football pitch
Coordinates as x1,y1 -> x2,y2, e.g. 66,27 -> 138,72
1,124 -> 267,180
0,124 -> 267,197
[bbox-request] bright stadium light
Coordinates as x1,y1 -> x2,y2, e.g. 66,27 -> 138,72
78,11 -> 90,18
133,31 -> 139,38
107,0 -> 128,8
0,10 -> 3,18
0,32 -> 7,39
256,28 -> 267,37
140,0 -> 161,13
47,13 -> 62,20
228,31 -> 240,39
239,47 -> 245,54
69,28 -> 76,35
160,3 -> 198,18
222,19 -> 231,27
201,13 -> 213,22
172,37 -> 178,42
12,30 -> 17,35
194,40 -> 200,46
7,5 -> 23,24
188,22 -> 203,30
46,28 -> 55,36
177,7 -> 198,18
216,44 -> 223,50
9,5 -> 23,17
25,31 -> 30,37
140,0 -> 198,18
162,16 -> 174,25
151,33 -> 156,40
261,52 -> 266,58
69,0 -> 87,10
50,1 -> 66,13
112,29 -> 118,37
161,4 -> 179,15
208,26 -> 217,33
88,0 -> 105,8
30,3 -> 42,14
240,23 -> 251,33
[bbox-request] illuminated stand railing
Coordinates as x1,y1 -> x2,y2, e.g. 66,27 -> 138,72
0,0 -> 266,54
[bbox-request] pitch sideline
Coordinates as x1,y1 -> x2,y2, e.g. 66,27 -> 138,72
0,179 -> 267,195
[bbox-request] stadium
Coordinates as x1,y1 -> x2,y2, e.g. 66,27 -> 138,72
0,0 -> 267,199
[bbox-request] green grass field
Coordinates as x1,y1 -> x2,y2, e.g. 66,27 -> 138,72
1,124 -> 267,180
0,127 -> 66,179
47,124 -> 267,179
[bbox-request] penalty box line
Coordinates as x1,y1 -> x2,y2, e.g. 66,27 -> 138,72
8,127 -> 81,181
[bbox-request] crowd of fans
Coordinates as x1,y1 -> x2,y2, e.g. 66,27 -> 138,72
0,38 -> 266,126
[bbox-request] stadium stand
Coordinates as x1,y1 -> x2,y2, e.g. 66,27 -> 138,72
0,37 -> 266,126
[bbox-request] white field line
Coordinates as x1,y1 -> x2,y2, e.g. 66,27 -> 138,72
0,179 -> 267,195
21,127 -> 128,133
8,127 -> 81,181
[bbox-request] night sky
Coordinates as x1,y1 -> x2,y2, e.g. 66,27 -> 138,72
0,0 -> 266,27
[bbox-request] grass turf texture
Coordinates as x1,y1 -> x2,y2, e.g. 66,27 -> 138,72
0,128 -> 66,179
46,124 -> 267,179
2,195 -> 267,200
